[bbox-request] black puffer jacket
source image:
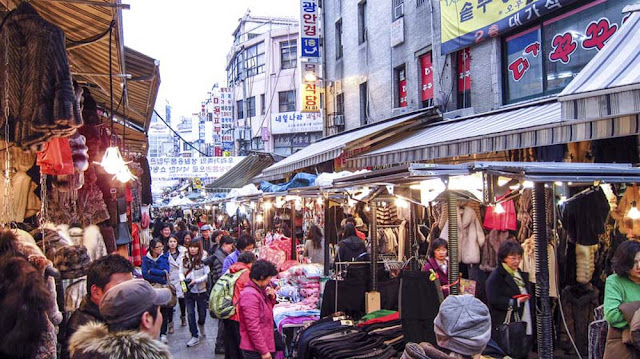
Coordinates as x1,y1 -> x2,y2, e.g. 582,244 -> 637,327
62,296 -> 103,359
336,235 -> 368,262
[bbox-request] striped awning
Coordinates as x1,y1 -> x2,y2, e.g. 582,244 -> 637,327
261,108 -> 439,177
207,153 -> 276,191
559,6 -> 640,121
348,100 -> 640,168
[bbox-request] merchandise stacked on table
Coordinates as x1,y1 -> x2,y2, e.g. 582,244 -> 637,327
273,264 -> 323,332
289,312 -> 399,359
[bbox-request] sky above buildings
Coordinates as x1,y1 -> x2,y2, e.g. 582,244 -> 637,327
123,0 -> 299,120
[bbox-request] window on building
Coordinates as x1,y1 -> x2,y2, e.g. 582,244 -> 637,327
456,48 -> 471,109
237,100 -> 244,119
393,0 -> 404,20
336,93 -> 345,116
279,90 -> 296,112
247,96 -> 256,118
335,19 -> 343,59
503,0 -> 634,103
358,1 -> 367,44
359,81 -> 368,126
261,94 -> 266,115
420,52 -> 434,108
183,142 -> 190,151
280,39 -> 297,69
395,64 -> 407,108
417,0 -> 425,7
245,42 -> 265,77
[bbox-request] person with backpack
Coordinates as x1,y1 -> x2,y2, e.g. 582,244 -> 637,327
203,235 -> 235,354
180,240 -> 210,347
224,252 -> 257,359
237,260 -> 279,359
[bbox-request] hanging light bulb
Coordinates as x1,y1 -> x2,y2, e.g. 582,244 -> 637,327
99,146 -> 126,174
316,197 -> 324,205
558,196 -> 568,206
364,205 -> 371,212
494,202 -> 505,214
263,201 -> 272,210
628,201 -> 640,220
256,214 -> 264,223
114,166 -> 136,183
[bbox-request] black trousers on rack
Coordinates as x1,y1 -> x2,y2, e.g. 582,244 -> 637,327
320,279 -> 367,320
400,270 -> 441,345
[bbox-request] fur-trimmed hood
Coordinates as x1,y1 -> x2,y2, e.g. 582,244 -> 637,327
69,322 -> 172,359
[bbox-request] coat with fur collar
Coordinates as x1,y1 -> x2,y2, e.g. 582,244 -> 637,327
69,322 -> 172,359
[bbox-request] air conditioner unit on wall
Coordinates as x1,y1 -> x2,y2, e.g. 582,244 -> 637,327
333,115 -> 345,126
394,3 -> 404,19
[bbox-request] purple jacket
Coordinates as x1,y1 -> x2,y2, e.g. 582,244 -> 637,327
238,280 -> 276,355
422,258 -> 449,297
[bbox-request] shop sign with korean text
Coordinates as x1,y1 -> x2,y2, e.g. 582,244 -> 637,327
440,0 -> 579,55
148,156 -> 244,179
271,111 -> 323,134
300,0 -> 320,58
302,82 -> 322,113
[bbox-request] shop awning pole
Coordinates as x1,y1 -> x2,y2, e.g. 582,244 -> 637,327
533,182 -> 552,359
370,200 -> 378,292
447,191 -> 459,295
291,202 -> 297,260
323,200 -> 330,276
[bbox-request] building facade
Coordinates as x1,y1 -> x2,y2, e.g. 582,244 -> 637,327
322,0 -> 634,135
148,104 -> 176,158
226,13 -> 323,156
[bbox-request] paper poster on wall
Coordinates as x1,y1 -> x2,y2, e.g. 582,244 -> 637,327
148,156 -> 244,179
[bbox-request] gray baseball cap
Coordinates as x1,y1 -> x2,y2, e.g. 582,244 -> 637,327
99,279 -> 171,325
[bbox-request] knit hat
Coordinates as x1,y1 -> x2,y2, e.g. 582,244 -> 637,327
434,294 -> 492,356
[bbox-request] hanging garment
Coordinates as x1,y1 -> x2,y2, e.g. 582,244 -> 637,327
561,187 -> 610,246
611,185 -> 640,238
376,204 -> 399,225
592,136 -> 639,164
517,189 -> 533,242
64,277 -> 87,313
37,137 -> 74,175
400,270 -> 441,345
568,141 -> 593,163
0,147 -> 40,223
576,243 -> 598,284
484,194 -> 517,231
559,284 -> 599,357
441,206 -> 486,264
398,221 -> 407,262
83,225 -> 107,261
130,223 -> 142,266
519,236 -> 559,297
480,230 -> 514,272
0,2 -> 82,150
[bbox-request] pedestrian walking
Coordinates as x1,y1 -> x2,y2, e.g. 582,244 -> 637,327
237,259 -> 279,359
167,236 -> 187,330
68,280 -> 172,359
225,251 -> 257,359
181,240 -> 210,347
222,234 -> 256,274
142,238 -> 172,344
204,235 -> 235,354
62,254 -> 133,359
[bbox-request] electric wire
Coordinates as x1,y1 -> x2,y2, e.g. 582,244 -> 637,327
152,109 -> 210,157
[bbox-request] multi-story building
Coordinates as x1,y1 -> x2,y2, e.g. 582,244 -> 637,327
322,0 -> 636,134
226,12 -> 323,156
147,104 -> 175,158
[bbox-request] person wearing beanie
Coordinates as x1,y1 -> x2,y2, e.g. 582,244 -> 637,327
433,294 -> 492,358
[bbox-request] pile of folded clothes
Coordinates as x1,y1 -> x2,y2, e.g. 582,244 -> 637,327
291,312 -> 398,359
358,310 -> 404,352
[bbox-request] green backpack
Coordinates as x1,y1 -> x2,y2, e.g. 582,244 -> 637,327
209,269 -> 247,319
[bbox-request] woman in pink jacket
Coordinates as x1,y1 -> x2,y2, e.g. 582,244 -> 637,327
237,259 -> 279,359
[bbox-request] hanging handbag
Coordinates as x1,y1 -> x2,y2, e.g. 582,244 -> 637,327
494,303 -> 530,358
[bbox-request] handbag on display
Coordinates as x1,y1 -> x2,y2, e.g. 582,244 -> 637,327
494,303 -> 530,358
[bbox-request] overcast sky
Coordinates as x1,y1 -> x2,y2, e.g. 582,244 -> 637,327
122,0 -> 299,120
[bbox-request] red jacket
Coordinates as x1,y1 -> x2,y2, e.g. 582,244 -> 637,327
229,261 -> 251,322
238,280 -> 276,355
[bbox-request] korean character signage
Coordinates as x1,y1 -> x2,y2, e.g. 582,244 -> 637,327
420,53 -> 434,101
271,111 -> 323,134
300,0 -> 320,58
147,156 -> 244,179
440,0 -> 580,55
302,83 -> 321,113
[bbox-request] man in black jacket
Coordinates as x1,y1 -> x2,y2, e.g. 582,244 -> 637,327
62,254 -> 134,359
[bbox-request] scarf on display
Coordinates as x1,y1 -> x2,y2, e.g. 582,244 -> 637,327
502,262 -> 525,288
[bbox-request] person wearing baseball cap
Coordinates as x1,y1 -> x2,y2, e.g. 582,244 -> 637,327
68,280 -> 173,359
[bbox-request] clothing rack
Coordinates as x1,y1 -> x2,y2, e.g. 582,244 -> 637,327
377,224 -> 401,228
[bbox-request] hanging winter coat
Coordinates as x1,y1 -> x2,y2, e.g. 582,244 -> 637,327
611,185 -> 640,238
0,2 -> 82,150
441,206 -> 486,264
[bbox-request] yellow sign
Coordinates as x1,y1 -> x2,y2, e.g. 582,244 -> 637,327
440,0 -> 578,54
301,82 -> 322,113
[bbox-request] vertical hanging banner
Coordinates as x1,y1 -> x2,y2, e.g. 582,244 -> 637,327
300,0 -> 320,58
420,53 -> 434,101
440,0 -> 579,55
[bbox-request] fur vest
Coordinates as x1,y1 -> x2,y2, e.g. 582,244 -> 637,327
69,322 -> 171,359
